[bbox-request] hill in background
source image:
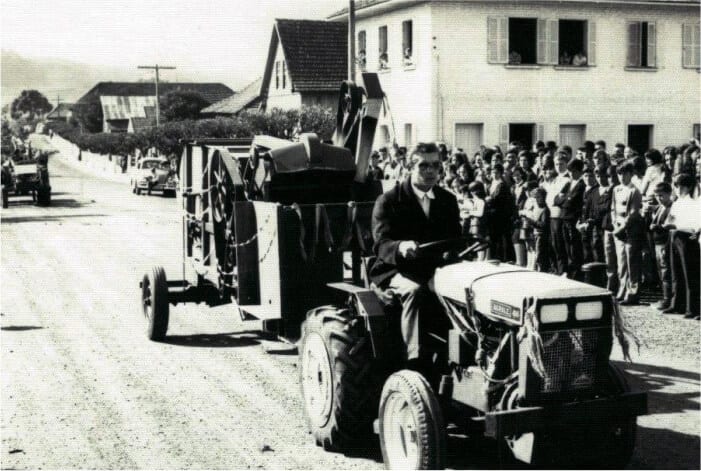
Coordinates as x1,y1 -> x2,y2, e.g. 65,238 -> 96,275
1,49 -> 247,107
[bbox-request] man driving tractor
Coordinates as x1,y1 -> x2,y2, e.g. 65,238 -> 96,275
370,142 -> 461,370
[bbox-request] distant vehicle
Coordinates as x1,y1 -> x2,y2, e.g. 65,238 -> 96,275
131,158 -> 178,197
1,152 -> 51,208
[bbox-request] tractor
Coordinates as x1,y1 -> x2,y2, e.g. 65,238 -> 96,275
1,148 -> 51,208
140,73 -> 646,469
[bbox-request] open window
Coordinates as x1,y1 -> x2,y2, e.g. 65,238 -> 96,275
379,25 -> 389,69
402,20 -> 413,66
357,30 -> 367,70
627,21 -> 656,68
508,18 -> 537,64
558,20 -> 589,66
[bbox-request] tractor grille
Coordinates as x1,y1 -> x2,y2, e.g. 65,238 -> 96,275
520,327 -> 605,400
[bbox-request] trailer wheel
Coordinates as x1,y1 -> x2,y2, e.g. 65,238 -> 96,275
142,266 -> 169,341
299,306 -> 383,452
379,370 -> 446,470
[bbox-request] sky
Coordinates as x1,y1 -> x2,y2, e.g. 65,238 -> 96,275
1,0 -> 346,86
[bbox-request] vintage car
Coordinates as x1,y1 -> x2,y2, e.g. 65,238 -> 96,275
131,158 -> 178,196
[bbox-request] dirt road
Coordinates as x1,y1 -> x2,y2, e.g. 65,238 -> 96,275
1,136 -> 698,469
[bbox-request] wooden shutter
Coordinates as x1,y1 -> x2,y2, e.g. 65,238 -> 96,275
379,26 -> 388,54
587,21 -> 596,66
683,24 -> 693,67
627,21 -> 641,67
499,124 -> 509,151
647,22 -> 656,67
358,30 -> 366,53
537,19 -> 547,64
487,17 -> 508,63
547,19 -> 559,65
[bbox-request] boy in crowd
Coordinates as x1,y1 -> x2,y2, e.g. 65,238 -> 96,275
648,182 -> 674,311
578,166 -> 603,263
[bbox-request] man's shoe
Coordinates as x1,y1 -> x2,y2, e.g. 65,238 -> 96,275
683,312 -> 697,319
661,306 -> 681,314
654,300 -> 671,311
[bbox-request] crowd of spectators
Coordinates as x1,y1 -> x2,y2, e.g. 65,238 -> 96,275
368,138 -> 701,319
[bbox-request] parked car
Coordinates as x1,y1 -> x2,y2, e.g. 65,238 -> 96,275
131,158 -> 178,196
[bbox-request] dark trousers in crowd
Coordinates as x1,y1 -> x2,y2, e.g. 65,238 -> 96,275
489,222 -> 511,262
534,232 -> 551,272
603,230 -> 620,294
550,218 -> 568,275
582,225 -> 604,263
563,219 -> 584,279
643,231 -> 659,287
654,242 -> 672,304
669,231 -> 700,318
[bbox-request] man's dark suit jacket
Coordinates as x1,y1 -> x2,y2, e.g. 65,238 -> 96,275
560,178 -> 586,221
370,178 -> 461,287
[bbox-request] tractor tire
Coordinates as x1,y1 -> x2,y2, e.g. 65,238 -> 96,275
299,306 -> 384,452
141,266 -> 169,341
379,370 -> 446,470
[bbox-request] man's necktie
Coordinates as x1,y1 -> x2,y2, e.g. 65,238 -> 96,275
421,194 -> 430,218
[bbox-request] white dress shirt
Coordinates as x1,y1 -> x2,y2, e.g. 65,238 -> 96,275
668,194 -> 701,234
412,183 -> 435,218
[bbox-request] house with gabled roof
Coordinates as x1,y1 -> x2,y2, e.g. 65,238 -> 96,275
260,19 -> 347,111
76,82 -> 234,133
201,77 -> 264,116
46,103 -> 74,123
329,0 -> 700,154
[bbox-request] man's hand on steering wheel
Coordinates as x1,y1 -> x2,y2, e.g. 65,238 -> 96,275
398,240 -> 419,260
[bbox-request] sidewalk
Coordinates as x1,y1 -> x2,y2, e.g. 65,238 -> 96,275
30,134 -> 134,185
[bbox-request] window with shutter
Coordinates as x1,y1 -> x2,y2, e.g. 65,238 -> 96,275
379,26 -> 389,69
357,30 -> 367,70
537,19 -> 547,64
507,18 -> 538,64
682,23 -> 701,68
587,21 -> 596,66
626,21 -> 656,68
548,19 -> 559,64
402,20 -> 413,65
557,20 -> 587,66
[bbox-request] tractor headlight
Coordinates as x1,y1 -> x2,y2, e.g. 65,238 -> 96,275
540,304 -> 568,323
575,301 -> 603,321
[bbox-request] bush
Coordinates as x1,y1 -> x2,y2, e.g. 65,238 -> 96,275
51,105 -> 337,158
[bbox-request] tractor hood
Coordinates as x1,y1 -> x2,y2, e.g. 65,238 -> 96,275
432,261 -> 609,320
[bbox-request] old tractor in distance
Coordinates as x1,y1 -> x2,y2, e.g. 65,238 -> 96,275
1,147 -> 51,208
140,72 -> 647,469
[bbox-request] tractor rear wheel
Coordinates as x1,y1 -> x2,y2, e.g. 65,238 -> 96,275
299,306 -> 383,452
379,370 -> 446,470
142,266 -> 169,341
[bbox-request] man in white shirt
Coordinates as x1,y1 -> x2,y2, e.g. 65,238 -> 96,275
665,173 -> 700,319
542,154 -> 571,274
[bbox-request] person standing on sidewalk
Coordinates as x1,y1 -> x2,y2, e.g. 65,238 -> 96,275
648,182 -> 674,311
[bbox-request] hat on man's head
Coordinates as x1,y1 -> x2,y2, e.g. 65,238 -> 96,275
583,141 -> 595,152
546,141 -> 557,150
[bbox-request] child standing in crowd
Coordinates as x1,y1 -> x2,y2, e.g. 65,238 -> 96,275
466,181 -> 489,260
578,166 -> 603,263
649,182 -> 674,311
521,188 -> 551,272
511,167 -> 529,266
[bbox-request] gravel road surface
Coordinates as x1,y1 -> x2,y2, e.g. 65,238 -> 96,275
1,135 -> 698,469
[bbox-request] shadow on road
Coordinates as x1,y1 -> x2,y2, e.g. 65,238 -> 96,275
632,425 -> 700,469
163,332 -> 261,348
1,325 -> 44,331
1,213 -> 108,224
48,198 -> 95,208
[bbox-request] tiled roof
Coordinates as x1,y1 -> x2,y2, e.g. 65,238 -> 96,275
262,19 -> 347,95
77,82 -> 234,106
201,77 -> 263,115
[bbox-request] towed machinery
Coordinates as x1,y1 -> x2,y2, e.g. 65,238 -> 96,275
140,72 -> 646,469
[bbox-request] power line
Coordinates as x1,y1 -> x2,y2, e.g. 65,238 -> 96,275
137,64 -> 176,127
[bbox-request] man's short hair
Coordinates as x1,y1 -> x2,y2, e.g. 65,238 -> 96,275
567,159 -> 584,173
644,148 -> 663,165
468,180 -> 485,196
411,142 -> 439,156
492,163 -> 504,173
654,182 -> 672,194
615,143 -> 625,150
617,161 -> 635,174
675,173 -> 696,189
535,140 -> 545,149
512,167 -> 525,179
555,151 -> 569,162
595,140 -> 607,149
379,146 -> 388,153
546,140 -> 557,150
534,187 -> 547,199
584,140 -> 595,151
593,149 -> 608,160
526,180 -> 539,191
542,161 -> 555,171
583,166 -> 594,175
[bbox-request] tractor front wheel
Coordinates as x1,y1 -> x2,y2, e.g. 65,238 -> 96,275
142,266 -> 169,341
299,306 -> 383,452
379,370 -> 446,470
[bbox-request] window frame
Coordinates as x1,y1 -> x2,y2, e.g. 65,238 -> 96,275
402,20 -> 414,67
626,20 -> 657,69
556,19 -> 592,67
682,23 -> 701,69
357,30 -> 367,70
379,25 -> 389,69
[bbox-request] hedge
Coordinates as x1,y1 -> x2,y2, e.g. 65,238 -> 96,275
44,105 -> 337,158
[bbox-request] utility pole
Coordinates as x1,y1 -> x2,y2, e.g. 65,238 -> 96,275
348,0 -> 355,81
137,64 -> 176,127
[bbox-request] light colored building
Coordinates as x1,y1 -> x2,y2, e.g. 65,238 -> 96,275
261,19 -> 347,111
329,0 -> 700,154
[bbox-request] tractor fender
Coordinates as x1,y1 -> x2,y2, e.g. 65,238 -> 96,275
327,282 -> 389,360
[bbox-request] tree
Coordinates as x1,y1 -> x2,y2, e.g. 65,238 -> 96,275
159,90 -> 209,122
11,90 -> 52,119
73,101 -> 103,133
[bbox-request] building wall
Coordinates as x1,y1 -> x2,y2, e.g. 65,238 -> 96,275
354,3 -> 434,149
301,92 -> 338,110
266,39 -> 301,110
356,0 -> 699,152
